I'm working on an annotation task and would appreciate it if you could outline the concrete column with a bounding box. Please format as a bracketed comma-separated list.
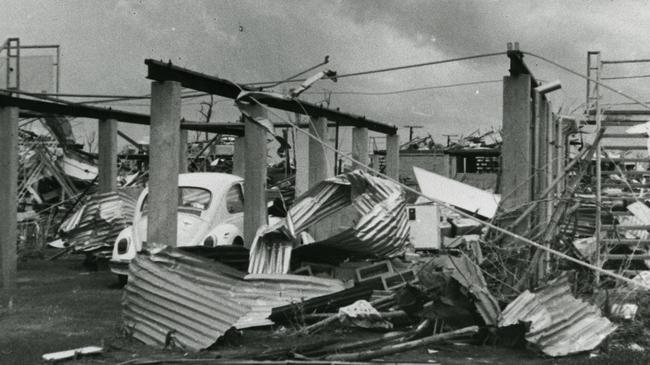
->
[533, 92, 547, 225]
[179, 128, 188, 173]
[308, 117, 330, 188]
[98, 118, 118, 193]
[385, 133, 400, 180]
[294, 130, 310, 196]
[0, 106, 18, 289]
[242, 105, 268, 247]
[148, 81, 181, 247]
[232, 136, 246, 177]
[501, 74, 532, 209]
[501, 74, 532, 237]
[351, 127, 369, 171]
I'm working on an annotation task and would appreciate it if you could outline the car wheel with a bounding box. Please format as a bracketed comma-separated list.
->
[117, 274, 128, 287]
[233, 237, 244, 246]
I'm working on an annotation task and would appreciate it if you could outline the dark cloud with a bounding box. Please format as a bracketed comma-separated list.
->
[3, 0, 650, 144]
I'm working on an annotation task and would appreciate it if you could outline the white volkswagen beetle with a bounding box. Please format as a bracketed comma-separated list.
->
[109, 172, 285, 281]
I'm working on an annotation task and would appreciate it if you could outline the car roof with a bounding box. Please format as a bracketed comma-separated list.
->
[178, 172, 243, 193]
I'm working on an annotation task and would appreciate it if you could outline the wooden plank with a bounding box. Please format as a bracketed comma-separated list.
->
[602, 133, 647, 138]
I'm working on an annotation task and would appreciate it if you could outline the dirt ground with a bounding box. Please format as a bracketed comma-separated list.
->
[2, 254, 650, 365]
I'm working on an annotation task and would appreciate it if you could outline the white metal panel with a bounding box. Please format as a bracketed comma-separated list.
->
[413, 166, 500, 218]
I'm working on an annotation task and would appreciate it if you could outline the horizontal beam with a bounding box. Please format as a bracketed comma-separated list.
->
[145, 59, 398, 135]
[2, 93, 151, 124]
[1, 94, 246, 135]
[587, 109, 650, 116]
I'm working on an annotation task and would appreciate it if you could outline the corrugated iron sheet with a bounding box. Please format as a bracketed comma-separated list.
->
[124, 245, 344, 351]
[60, 190, 138, 255]
[418, 254, 500, 326]
[498, 274, 617, 357]
[124, 249, 249, 351]
[249, 170, 409, 274]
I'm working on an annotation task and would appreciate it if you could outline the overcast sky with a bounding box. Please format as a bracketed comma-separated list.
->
[3, 0, 650, 145]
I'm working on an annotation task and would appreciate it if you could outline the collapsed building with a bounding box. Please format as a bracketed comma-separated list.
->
[4, 38, 650, 361]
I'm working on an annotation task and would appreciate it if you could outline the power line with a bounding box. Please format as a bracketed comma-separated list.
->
[308, 79, 502, 96]
[523, 51, 650, 111]
[243, 51, 507, 87]
[601, 74, 650, 81]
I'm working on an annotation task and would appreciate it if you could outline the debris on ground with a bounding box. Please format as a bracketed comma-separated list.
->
[498, 274, 617, 357]
[249, 170, 410, 274]
[41, 346, 103, 362]
[123, 244, 345, 351]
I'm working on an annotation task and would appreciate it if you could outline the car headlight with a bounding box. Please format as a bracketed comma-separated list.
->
[204, 236, 215, 247]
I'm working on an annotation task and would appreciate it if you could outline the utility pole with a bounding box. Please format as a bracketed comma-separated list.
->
[404, 125, 423, 142]
[443, 134, 459, 147]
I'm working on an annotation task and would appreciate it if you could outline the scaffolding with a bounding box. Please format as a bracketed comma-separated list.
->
[586, 51, 650, 284]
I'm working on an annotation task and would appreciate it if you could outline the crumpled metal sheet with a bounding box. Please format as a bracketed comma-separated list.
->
[124, 245, 344, 351]
[60, 190, 137, 254]
[419, 254, 500, 326]
[498, 274, 617, 357]
[249, 170, 409, 274]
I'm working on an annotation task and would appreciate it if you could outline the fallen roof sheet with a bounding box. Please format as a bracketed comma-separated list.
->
[418, 254, 500, 326]
[498, 274, 617, 357]
[249, 170, 409, 274]
[413, 166, 500, 218]
[124, 245, 344, 351]
[60, 190, 137, 255]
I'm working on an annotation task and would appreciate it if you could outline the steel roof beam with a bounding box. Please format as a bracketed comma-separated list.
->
[145, 59, 398, 135]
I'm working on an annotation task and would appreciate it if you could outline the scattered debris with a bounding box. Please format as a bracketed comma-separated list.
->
[58, 190, 137, 258]
[498, 275, 617, 357]
[123, 244, 344, 351]
[41, 346, 103, 362]
[249, 170, 409, 274]
[413, 166, 500, 218]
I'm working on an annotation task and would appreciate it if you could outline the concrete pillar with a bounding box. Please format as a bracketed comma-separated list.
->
[501, 75, 532, 205]
[179, 128, 188, 173]
[98, 118, 118, 193]
[308, 117, 330, 188]
[501, 74, 532, 233]
[295, 130, 310, 196]
[148, 81, 181, 247]
[232, 136, 246, 177]
[533, 92, 547, 225]
[385, 133, 400, 180]
[351, 127, 369, 171]
[242, 105, 268, 247]
[0, 106, 18, 289]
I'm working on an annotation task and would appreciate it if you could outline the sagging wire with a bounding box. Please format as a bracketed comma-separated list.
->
[523, 51, 650, 112]
[243, 51, 508, 86]
[306, 80, 502, 96]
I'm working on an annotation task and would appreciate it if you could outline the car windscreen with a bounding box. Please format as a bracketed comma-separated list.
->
[140, 187, 212, 215]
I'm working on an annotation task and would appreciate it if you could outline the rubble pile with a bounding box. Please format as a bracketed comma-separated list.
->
[118, 167, 630, 362]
